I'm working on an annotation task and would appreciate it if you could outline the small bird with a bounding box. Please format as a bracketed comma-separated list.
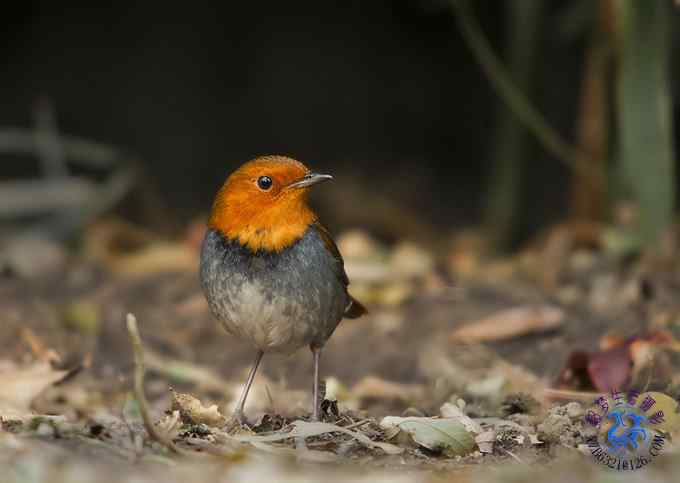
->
[200, 155, 366, 422]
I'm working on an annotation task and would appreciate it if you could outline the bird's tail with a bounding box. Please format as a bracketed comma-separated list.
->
[344, 296, 367, 319]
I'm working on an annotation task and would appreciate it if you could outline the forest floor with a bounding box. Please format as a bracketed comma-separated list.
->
[2, 218, 680, 482]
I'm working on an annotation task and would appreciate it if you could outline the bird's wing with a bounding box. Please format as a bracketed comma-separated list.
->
[312, 221, 367, 318]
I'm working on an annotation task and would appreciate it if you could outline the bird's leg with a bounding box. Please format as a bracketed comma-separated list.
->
[311, 345, 322, 421]
[233, 349, 264, 423]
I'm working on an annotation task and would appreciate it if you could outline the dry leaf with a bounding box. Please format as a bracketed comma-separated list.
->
[586, 346, 632, 392]
[226, 420, 403, 455]
[380, 416, 476, 457]
[250, 441, 339, 462]
[637, 391, 680, 435]
[170, 389, 226, 427]
[450, 305, 564, 343]
[556, 332, 677, 392]
[0, 361, 69, 418]
[156, 410, 183, 441]
[439, 402, 482, 434]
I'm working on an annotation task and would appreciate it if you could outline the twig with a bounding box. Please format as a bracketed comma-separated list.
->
[19, 327, 61, 364]
[543, 388, 599, 402]
[0, 178, 97, 216]
[0, 122, 137, 240]
[126, 313, 183, 455]
[44, 163, 136, 240]
[642, 353, 655, 393]
[342, 418, 372, 430]
[33, 97, 67, 178]
[450, 0, 604, 188]
[502, 447, 528, 465]
[0, 128, 126, 168]
[142, 347, 231, 397]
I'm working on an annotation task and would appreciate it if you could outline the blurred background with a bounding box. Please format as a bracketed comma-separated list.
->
[2, 1, 680, 477]
[6, 0, 678, 250]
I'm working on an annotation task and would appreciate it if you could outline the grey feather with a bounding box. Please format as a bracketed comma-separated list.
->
[200, 226, 350, 354]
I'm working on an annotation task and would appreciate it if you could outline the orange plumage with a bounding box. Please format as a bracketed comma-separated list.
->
[208, 156, 317, 252]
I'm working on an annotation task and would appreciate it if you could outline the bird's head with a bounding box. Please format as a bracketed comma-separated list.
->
[208, 155, 333, 252]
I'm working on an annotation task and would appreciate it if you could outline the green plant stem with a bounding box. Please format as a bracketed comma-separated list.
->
[616, 0, 675, 245]
[451, 0, 603, 187]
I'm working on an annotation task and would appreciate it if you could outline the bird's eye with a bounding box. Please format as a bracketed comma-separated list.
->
[257, 176, 273, 191]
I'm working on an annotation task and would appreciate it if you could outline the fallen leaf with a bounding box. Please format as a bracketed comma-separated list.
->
[586, 346, 632, 392]
[556, 332, 677, 392]
[380, 416, 476, 457]
[156, 410, 183, 441]
[250, 441, 339, 462]
[637, 391, 680, 435]
[450, 305, 564, 343]
[0, 361, 69, 418]
[170, 389, 226, 427]
[226, 420, 403, 455]
[439, 402, 482, 434]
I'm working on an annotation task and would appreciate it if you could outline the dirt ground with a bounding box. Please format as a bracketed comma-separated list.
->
[2, 219, 680, 482]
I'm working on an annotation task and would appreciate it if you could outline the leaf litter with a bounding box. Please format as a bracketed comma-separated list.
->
[3, 221, 680, 481]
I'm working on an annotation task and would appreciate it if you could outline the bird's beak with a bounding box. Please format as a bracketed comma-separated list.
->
[286, 172, 333, 189]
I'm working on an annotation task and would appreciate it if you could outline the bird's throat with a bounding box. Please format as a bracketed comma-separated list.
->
[208, 197, 317, 252]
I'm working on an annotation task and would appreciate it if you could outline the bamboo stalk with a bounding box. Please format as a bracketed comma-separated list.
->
[615, 0, 675, 245]
[482, 0, 544, 251]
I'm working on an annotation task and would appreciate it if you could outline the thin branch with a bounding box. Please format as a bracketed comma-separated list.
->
[0, 178, 97, 216]
[44, 164, 136, 240]
[126, 313, 184, 455]
[0, 125, 137, 240]
[342, 418, 371, 430]
[502, 447, 529, 465]
[33, 97, 67, 178]
[451, 0, 604, 187]
[543, 388, 599, 402]
[0, 128, 128, 169]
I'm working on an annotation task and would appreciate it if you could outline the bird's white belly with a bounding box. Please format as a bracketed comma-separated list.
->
[217, 275, 322, 353]
[200, 227, 348, 355]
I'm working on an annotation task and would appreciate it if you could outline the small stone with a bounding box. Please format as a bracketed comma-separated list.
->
[565, 402, 584, 419]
